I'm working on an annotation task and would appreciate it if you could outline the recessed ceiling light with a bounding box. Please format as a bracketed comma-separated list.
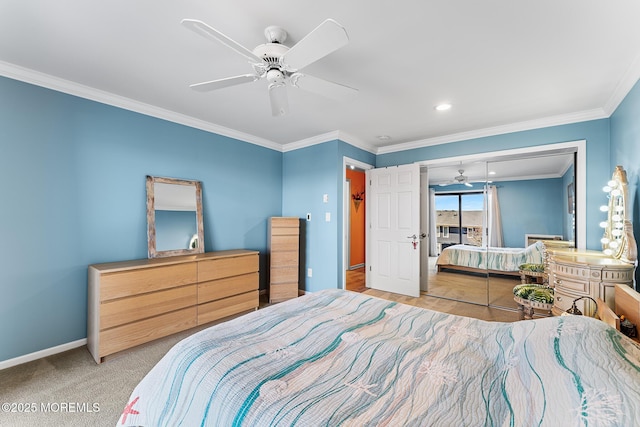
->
[488, 171, 496, 175]
[377, 135, 392, 141]
[435, 103, 452, 111]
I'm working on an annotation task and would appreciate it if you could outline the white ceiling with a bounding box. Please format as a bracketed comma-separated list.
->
[1, 1, 639, 155]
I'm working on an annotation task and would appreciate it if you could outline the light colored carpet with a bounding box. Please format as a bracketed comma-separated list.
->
[0, 323, 214, 427]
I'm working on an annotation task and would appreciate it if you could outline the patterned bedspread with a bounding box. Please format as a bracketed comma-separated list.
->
[437, 241, 545, 272]
[119, 289, 640, 426]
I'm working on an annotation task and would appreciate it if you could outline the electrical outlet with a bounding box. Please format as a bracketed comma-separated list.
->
[325, 212, 331, 222]
[307, 268, 313, 277]
[323, 194, 329, 203]
[306, 213, 311, 221]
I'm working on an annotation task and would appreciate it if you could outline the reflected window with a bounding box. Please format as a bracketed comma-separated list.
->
[435, 192, 484, 252]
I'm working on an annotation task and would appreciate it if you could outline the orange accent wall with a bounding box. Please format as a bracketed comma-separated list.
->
[346, 169, 366, 267]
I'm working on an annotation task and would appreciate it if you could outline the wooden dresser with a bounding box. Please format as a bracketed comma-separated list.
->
[547, 249, 635, 316]
[88, 250, 258, 363]
[268, 217, 300, 303]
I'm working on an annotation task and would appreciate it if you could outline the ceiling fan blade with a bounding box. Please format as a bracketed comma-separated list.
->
[290, 73, 358, 101]
[190, 74, 258, 92]
[281, 19, 349, 71]
[181, 19, 263, 64]
[268, 83, 289, 116]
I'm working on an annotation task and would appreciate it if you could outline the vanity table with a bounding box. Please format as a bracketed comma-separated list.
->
[548, 249, 634, 316]
[549, 166, 637, 317]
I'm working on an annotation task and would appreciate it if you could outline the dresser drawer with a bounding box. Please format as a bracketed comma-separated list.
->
[198, 254, 258, 282]
[99, 306, 197, 358]
[270, 234, 299, 251]
[270, 266, 299, 284]
[197, 290, 259, 324]
[552, 263, 591, 282]
[270, 251, 299, 268]
[270, 283, 299, 303]
[554, 289, 596, 316]
[100, 263, 197, 301]
[270, 217, 300, 229]
[101, 284, 197, 330]
[198, 272, 258, 304]
[552, 275, 589, 294]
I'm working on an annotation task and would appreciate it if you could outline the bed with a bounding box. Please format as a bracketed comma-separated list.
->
[118, 288, 640, 426]
[436, 241, 545, 276]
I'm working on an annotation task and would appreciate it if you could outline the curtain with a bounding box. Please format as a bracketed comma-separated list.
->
[483, 185, 504, 247]
[429, 188, 438, 256]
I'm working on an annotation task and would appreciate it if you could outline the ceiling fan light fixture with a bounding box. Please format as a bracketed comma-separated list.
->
[435, 103, 452, 111]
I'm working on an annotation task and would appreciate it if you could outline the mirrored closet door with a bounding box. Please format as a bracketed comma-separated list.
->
[422, 148, 578, 310]
[422, 161, 489, 305]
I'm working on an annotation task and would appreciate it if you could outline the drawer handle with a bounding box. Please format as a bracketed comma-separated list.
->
[555, 280, 562, 285]
[556, 296, 562, 302]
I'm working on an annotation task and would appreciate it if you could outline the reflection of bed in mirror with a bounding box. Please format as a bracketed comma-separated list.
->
[436, 241, 545, 276]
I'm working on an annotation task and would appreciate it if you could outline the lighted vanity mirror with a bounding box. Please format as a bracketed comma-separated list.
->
[600, 166, 637, 263]
[146, 175, 205, 258]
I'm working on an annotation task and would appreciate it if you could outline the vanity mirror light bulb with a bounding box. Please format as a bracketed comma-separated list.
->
[603, 249, 613, 256]
[601, 237, 610, 244]
[609, 241, 620, 249]
[599, 205, 609, 212]
[611, 189, 622, 197]
[615, 205, 624, 212]
[599, 221, 608, 228]
[607, 180, 618, 188]
[612, 214, 622, 222]
[615, 222, 624, 229]
[603, 186, 612, 192]
[612, 229, 623, 237]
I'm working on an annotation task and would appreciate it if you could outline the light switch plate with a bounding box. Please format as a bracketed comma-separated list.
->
[325, 212, 331, 222]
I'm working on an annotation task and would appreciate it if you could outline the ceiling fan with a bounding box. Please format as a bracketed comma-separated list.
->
[440, 169, 473, 187]
[181, 18, 358, 116]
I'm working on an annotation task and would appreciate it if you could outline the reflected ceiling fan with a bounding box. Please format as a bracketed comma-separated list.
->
[181, 18, 358, 116]
[440, 169, 473, 187]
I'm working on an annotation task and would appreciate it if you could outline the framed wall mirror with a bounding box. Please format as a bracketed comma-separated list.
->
[146, 175, 205, 258]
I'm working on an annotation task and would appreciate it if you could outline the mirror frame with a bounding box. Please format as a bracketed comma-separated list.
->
[146, 175, 204, 258]
[601, 166, 637, 263]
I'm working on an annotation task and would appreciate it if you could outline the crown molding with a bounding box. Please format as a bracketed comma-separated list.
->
[282, 130, 377, 154]
[0, 61, 282, 152]
[603, 52, 640, 115]
[377, 109, 607, 155]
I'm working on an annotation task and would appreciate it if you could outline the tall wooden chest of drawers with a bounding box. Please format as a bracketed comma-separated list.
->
[88, 250, 258, 363]
[268, 217, 300, 303]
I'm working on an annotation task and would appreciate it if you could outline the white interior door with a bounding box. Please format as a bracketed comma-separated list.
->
[366, 164, 420, 297]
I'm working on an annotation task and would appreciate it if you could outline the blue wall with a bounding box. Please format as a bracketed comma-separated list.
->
[610, 78, 640, 285]
[377, 120, 611, 250]
[282, 140, 374, 292]
[0, 76, 282, 362]
[497, 179, 564, 247]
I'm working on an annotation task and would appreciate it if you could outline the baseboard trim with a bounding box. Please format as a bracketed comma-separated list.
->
[0, 339, 87, 371]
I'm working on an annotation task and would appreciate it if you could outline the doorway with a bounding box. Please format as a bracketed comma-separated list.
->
[342, 157, 373, 292]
